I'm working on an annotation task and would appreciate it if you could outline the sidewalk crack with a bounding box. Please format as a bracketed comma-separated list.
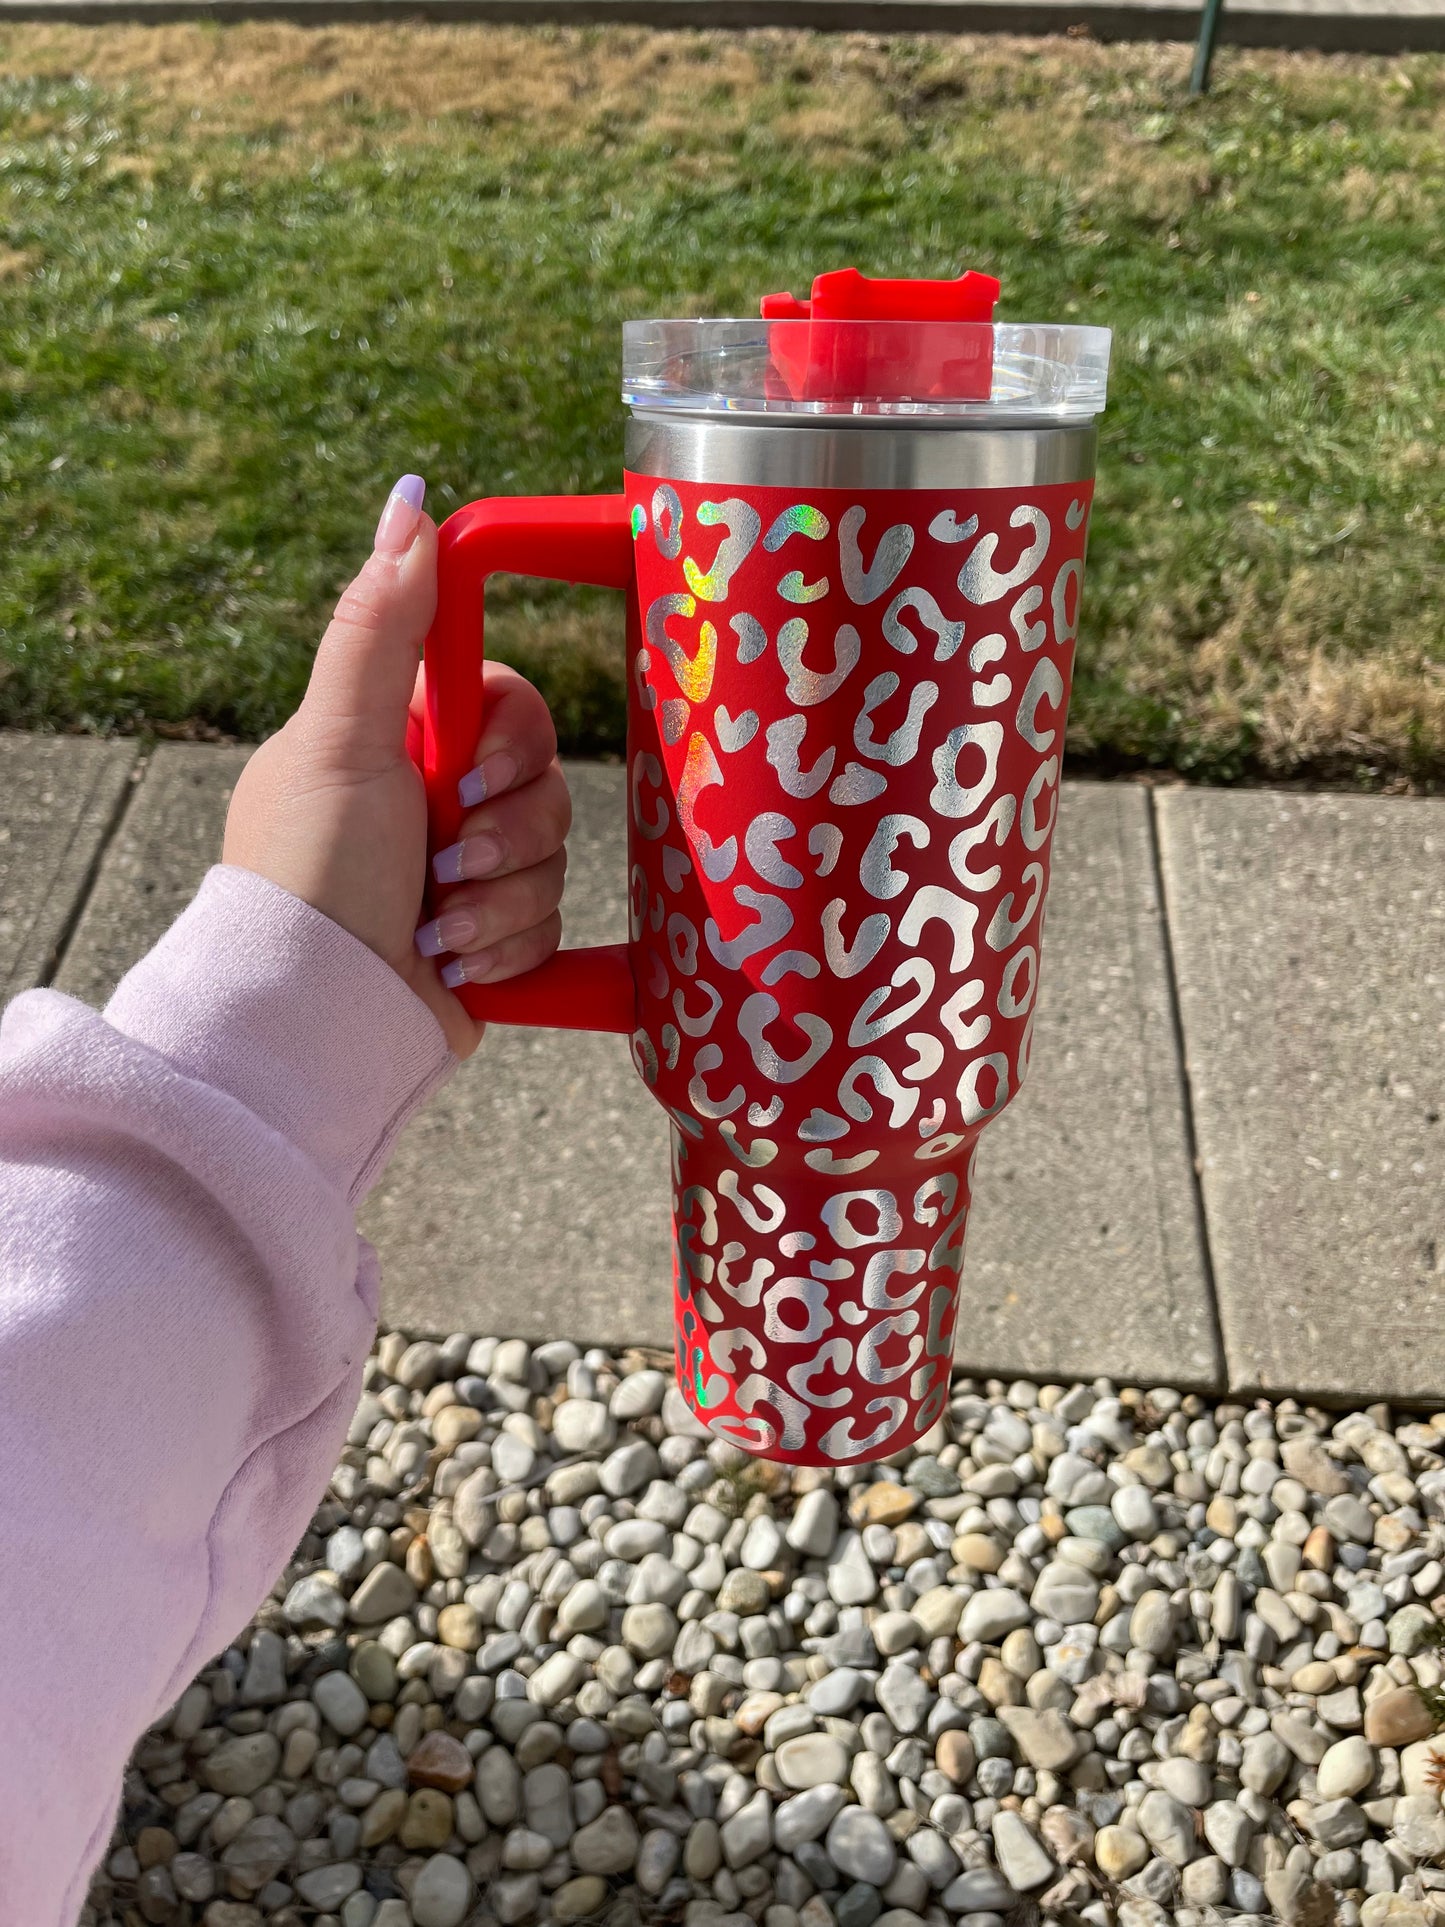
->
[1145, 787, 1227, 1391]
[38, 745, 147, 989]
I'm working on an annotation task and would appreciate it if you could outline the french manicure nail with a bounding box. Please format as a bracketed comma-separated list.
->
[415, 909, 478, 958]
[442, 950, 497, 989]
[459, 750, 519, 808]
[374, 473, 426, 554]
[432, 834, 504, 884]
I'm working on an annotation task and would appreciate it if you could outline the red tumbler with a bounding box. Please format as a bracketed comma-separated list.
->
[420, 269, 1111, 1464]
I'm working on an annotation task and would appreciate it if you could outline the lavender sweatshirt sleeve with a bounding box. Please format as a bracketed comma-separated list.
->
[0, 865, 454, 1926]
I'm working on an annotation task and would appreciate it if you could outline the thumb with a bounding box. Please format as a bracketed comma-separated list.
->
[303, 475, 439, 758]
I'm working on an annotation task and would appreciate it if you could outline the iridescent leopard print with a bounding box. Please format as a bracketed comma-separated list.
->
[623, 474, 1093, 1463]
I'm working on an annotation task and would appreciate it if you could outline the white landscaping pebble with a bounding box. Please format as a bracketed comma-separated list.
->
[348, 1562, 416, 1624]
[1203, 1799, 1255, 1866]
[1309, 1796, 1367, 1849]
[826, 1531, 878, 1606]
[1030, 1563, 1100, 1624]
[1182, 1855, 1230, 1906]
[528, 1652, 586, 1707]
[493, 1871, 543, 1922]
[1096, 1824, 1150, 1881]
[395, 1340, 442, 1389]
[942, 1867, 1019, 1912]
[410, 1852, 472, 1927]
[998, 1705, 1078, 1772]
[774, 1785, 848, 1851]
[493, 1338, 530, 1382]
[721, 1788, 772, 1868]
[502, 1829, 554, 1871]
[572, 1806, 640, 1874]
[621, 1602, 678, 1658]
[611, 1369, 668, 1420]
[557, 1579, 609, 1633]
[1399, 1736, 1445, 1796]
[295, 1864, 363, 1909]
[872, 1609, 922, 1655]
[787, 1488, 839, 1558]
[741, 1514, 784, 1570]
[991, 1811, 1055, 1891]
[474, 1746, 521, 1826]
[809, 1667, 865, 1716]
[313, 1670, 370, 1737]
[524, 1762, 573, 1845]
[1391, 1794, 1445, 1860]
[492, 1433, 537, 1483]
[960, 1588, 1031, 1645]
[776, 1734, 849, 1789]
[1240, 1730, 1292, 1794]
[1139, 1789, 1197, 1865]
[912, 1586, 963, 1638]
[240, 1627, 287, 1703]
[1129, 1589, 1176, 1655]
[1112, 1485, 1160, 1538]
[552, 1399, 616, 1454]
[202, 1733, 280, 1796]
[604, 1439, 660, 1498]
[284, 1572, 347, 1629]
[92, 1327, 1445, 1927]
[1317, 1736, 1376, 1801]
[637, 1827, 681, 1894]
[1156, 1756, 1212, 1806]
[827, 1805, 898, 1885]
[876, 1661, 933, 1734]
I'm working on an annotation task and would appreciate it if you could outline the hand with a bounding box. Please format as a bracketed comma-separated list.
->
[223, 476, 571, 1059]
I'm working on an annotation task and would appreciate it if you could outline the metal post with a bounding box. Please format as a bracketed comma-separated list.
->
[1190, 0, 1225, 92]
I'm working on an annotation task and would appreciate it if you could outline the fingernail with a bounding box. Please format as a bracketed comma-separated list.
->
[442, 950, 497, 989]
[415, 909, 479, 958]
[459, 750, 519, 808]
[432, 834, 504, 884]
[374, 473, 426, 555]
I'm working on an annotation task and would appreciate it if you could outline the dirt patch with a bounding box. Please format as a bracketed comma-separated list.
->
[0, 23, 1434, 144]
[3, 23, 1439, 214]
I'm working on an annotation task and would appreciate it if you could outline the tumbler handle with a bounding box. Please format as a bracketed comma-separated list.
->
[419, 494, 636, 1034]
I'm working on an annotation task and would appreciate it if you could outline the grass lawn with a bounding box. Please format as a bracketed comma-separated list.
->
[0, 25, 1442, 782]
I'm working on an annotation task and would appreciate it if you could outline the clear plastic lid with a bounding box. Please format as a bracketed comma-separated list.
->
[620, 270, 1109, 424]
[622, 319, 1111, 422]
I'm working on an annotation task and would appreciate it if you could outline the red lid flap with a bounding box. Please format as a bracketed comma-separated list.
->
[759, 266, 1000, 405]
[764, 266, 1000, 323]
[759, 291, 812, 321]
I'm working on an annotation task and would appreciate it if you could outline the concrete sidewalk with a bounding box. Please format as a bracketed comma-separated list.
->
[6, 731, 1444, 1404]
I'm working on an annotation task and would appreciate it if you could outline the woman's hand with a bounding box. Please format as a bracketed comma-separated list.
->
[223, 476, 570, 1058]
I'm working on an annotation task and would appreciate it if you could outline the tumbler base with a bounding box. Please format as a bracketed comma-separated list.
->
[666, 1126, 979, 1466]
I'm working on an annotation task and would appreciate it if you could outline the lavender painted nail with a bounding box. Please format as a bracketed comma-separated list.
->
[458, 750, 519, 809]
[374, 473, 427, 554]
[432, 835, 503, 885]
[415, 909, 477, 958]
[442, 952, 495, 989]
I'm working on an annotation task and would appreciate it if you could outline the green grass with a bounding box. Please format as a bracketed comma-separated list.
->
[0, 25, 1442, 780]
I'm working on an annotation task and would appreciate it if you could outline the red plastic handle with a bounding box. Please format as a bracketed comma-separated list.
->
[420, 495, 637, 1034]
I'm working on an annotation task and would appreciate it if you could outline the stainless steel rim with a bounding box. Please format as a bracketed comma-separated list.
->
[625, 412, 1098, 490]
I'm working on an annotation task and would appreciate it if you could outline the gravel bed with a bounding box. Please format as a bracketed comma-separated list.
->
[87, 1332, 1445, 1927]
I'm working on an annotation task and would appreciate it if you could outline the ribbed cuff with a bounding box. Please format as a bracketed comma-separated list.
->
[105, 866, 455, 1202]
